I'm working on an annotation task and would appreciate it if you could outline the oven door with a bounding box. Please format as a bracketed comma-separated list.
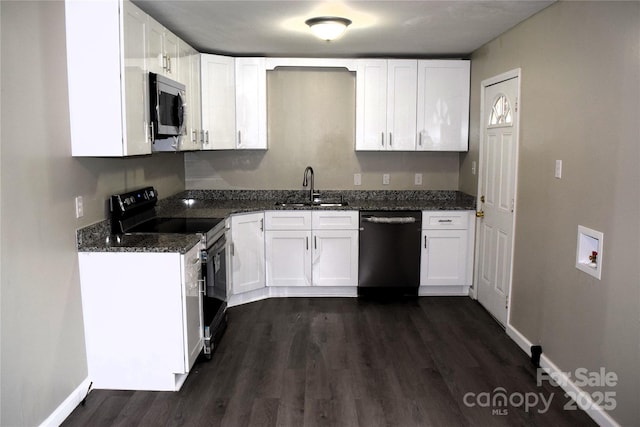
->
[206, 235, 227, 301]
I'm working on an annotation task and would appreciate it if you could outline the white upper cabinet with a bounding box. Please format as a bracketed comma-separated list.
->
[416, 60, 470, 151]
[66, 0, 151, 157]
[200, 54, 237, 150]
[235, 57, 267, 149]
[356, 59, 469, 152]
[147, 17, 180, 79]
[356, 59, 417, 151]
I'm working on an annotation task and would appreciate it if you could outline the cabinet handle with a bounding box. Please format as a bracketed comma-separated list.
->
[418, 132, 422, 147]
[149, 122, 154, 143]
[381, 132, 384, 147]
[167, 56, 172, 73]
[424, 236, 428, 251]
[306, 236, 309, 251]
[230, 242, 235, 256]
[314, 235, 317, 250]
[162, 54, 167, 71]
[389, 133, 393, 147]
[192, 129, 197, 143]
[438, 219, 453, 223]
[238, 130, 242, 147]
[260, 218, 264, 232]
[205, 130, 209, 144]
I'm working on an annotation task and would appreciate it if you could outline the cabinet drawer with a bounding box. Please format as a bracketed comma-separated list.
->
[312, 211, 358, 230]
[422, 211, 470, 230]
[265, 210, 311, 230]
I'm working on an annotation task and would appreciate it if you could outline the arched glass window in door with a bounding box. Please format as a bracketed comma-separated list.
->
[488, 94, 513, 126]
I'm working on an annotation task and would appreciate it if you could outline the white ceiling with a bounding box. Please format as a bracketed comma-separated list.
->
[132, 0, 554, 58]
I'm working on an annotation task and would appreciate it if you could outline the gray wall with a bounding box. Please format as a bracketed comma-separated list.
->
[460, 2, 639, 425]
[0, 2, 185, 425]
[186, 68, 461, 190]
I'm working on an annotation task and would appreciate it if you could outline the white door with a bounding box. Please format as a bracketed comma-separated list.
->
[475, 74, 519, 326]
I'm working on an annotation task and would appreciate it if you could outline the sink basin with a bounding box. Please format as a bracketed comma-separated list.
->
[274, 201, 349, 208]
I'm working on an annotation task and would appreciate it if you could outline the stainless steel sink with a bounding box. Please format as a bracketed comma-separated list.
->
[274, 201, 349, 208]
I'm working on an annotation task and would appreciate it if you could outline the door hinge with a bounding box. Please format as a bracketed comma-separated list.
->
[505, 295, 509, 310]
[230, 242, 235, 256]
[515, 98, 518, 113]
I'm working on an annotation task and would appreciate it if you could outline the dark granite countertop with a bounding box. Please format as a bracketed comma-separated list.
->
[78, 190, 475, 253]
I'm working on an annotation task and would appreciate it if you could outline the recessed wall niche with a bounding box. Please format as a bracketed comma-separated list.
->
[576, 225, 603, 280]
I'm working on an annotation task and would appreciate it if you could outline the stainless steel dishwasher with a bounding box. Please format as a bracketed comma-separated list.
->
[358, 211, 422, 297]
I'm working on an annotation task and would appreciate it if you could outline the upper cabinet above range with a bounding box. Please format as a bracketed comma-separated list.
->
[355, 59, 470, 152]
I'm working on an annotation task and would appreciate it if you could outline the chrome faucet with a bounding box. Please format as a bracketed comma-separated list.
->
[302, 166, 320, 203]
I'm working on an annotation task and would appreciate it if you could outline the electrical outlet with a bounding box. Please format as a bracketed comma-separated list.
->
[383, 174, 390, 185]
[414, 173, 423, 186]
[354, 173, 362, 186]
[472, 161, 477, 175]
[75, 196, 84, 218]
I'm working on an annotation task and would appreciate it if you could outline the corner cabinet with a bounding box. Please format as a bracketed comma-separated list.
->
[230, 212, 266, 294]
[66, 0, 151, 156]
[199, 55, 267, 150]
[78, 244, 203, 391]
[420, 211, 475, 295]
[200, 54, 237, 150]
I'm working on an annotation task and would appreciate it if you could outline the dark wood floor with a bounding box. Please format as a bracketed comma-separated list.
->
[63, 297, 596, 427]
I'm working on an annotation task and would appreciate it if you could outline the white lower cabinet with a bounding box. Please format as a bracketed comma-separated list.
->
[230, 212, 265, 294]
[77, 244, 203, 391]
[420, 211, 474, 295]
[265, 210, 358, 288]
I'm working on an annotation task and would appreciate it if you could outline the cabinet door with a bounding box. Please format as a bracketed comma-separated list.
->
[163, 30, 180, 79]
[175, 42, 200, 151]
[181, 245, 203, 371]
[235, 57, 267, 149]
[265, 230, 312, 287]
[312, 230, 358, 286]
[387, 60, 417, 151]
[416, 60, 470, 151]
[420, 229, 468, 286]
[355, 59, 387, 150]
[230, 212, 265, 294]
[122, 0, 151, 156]
[146, 18, 165, 75]
[188, 51, 202, 150]
[201, 54, 237, 150]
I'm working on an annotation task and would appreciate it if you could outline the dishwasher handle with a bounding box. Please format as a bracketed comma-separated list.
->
[361, 216, 417, 224]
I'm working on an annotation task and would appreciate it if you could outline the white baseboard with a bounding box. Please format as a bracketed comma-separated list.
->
[506, 324, 619, 427]
[39, 377, 91, 427]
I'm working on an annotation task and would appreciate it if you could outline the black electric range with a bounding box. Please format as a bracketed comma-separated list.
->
[110, 187, 227, 359]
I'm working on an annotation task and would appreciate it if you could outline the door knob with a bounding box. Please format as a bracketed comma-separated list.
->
[476, 211, 485, 218]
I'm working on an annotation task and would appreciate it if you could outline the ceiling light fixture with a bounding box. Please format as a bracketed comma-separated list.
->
[305, 16, 352, 41]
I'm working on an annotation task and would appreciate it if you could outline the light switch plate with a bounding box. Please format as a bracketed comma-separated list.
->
[382, 174, 390, 185]
[75, 196, 84, 218]
[414, 173, 423, 185]
[354, 173, 362, 186]
[555, 160, 562, 179]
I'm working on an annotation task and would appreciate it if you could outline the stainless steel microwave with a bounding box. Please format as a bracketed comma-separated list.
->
[149, 72, 186, 141]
